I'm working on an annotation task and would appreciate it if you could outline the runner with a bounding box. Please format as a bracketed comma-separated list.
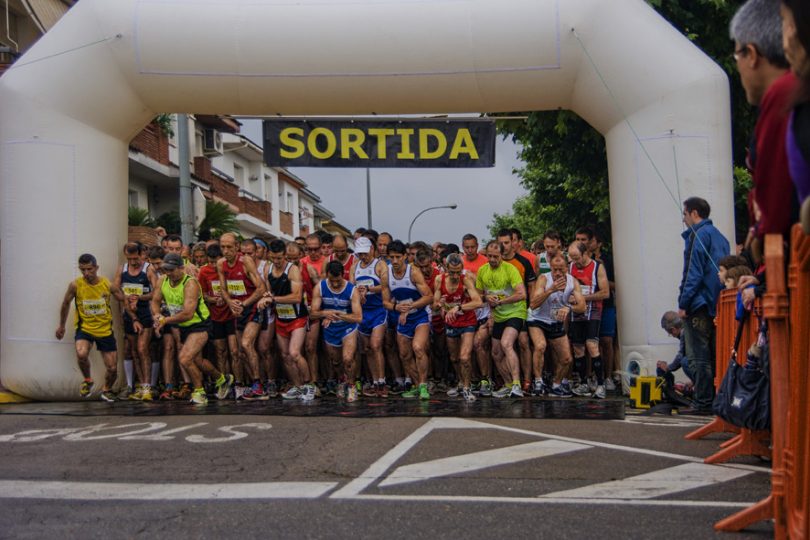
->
[414, 248, 447, 389]
[217, 232, 267, 400]
[56, 254, 135, 401]
[382, 240, 433, 400]
[350, 236, 390, 397]
[537, 230, 563, 275]
[329, 234, 356, 280]
[568, 241, 610, 398]
[197, 243, 239, 396]
[253, 239, 278, 397]
[151, 253, 234, 405]
[461, 233, 492, 396]
[164, 234, 198, 277]
[591, 228, 619, 391]
[475, 240, 527, 398]
[498, 228, 537, 393]
[113, 242, 158, 401]
[258, 240, 315, 401]
[301, 233, 327, 389]
[376, 232, 392, 260]
[436, 254, 483, 401]
[527, 254, 585, 397]
[311, 261, 363, 401]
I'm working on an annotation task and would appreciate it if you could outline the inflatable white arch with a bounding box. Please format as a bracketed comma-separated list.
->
[0, 0, 733, 400]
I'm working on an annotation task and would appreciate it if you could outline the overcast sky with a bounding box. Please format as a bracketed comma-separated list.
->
[239, 119, 527, 245]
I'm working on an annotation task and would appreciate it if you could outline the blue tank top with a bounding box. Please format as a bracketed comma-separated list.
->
[354, 258, 382, 310]
[121, 262, 152, 320]
[388, 264, 428, 323]
[320, 279, 355, 332]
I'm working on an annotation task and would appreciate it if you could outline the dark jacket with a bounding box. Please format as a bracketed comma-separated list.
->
[678, 219, 729, 317]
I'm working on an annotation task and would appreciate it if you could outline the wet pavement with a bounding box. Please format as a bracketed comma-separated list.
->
[0, 395, 625, 419]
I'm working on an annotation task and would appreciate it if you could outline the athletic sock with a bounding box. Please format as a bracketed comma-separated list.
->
[591, 355, 604, 385]
[573, 356, 587, 383]
[395, 377, 405, 385]
[151, 362, 159, 387]
[124, 359, 134, 388]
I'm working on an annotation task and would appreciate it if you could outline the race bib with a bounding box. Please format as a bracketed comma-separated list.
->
[276, 303, 297, 320]
[581, 285, 592, 296]
[122, 284, 144, 297]
[356, 278, 374, 288]
[167, 303, 183, 316]
[211, 280, 222, 295]
[82, 299, 107, 316]
[227, 280, 247, 296]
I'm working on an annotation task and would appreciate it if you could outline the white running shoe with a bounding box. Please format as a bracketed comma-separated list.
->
[594, 385, 606, 399]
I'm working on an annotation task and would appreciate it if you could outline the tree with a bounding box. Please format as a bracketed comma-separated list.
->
[156, 210, 181, 235]
[493, 0, 756, 244]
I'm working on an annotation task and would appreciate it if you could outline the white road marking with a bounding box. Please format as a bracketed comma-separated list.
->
[539, 462, 752, 500]
[185, 423, 273, 443]
[0, 480, 337, 500]
[331, 417, 767, 508]
[0, 422, 273, 443]
[379, 440, 589, 487]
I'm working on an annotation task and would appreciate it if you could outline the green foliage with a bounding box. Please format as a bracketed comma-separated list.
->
[154, 114, 175, 138]
[493, 0, 757, 241]
[127, 206, 156, 227]
[156, 210, 181, 235]
[196, 200, 239, 241]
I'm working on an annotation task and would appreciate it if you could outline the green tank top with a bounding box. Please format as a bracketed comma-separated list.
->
[160, 274, 209, 327]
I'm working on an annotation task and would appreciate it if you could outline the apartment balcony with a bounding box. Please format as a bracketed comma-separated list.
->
[130, 121, 170, 166]
[280, 211, 294, 237]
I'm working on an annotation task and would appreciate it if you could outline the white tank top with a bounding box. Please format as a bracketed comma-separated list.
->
[527, 273, 574, 324]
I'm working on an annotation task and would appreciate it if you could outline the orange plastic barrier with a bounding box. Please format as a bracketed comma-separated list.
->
[715, 228, 810, 538]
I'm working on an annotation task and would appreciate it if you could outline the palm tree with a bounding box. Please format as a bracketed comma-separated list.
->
[128, 206, 156, 227]
[197, 200, 239, 241]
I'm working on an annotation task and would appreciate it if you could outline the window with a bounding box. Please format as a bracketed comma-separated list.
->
[233, 163, 245, 186]
[287, 192, 293, 213]
[128, 190, 139, 208]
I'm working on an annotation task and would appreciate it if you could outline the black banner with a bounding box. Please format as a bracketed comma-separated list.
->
[263, 118, 495, 168]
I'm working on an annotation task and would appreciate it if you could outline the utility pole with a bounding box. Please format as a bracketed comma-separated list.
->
[366, 167, 372, 229]
[177, 113, 194, 245]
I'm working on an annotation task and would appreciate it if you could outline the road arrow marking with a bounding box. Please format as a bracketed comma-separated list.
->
[379, 440, 589, 487]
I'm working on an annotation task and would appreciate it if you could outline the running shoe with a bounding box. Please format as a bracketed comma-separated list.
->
[362, 383, 378, 398]
[79, 379, 94, 398]
[190, 388, 208, 405]
[234, 385, 247, 401]
[572, 383, 592, 397]
[159, 387, 175, 401]
[401, 386, 419, 399]
[492, 385, 511, 399]
[325, 379, 338, 396]
[100, 390, 116, 402]
[461, 387, 477, 402]
[346, 384, 359, 403]
[215, 374, 235, 400]
[522, 380, 531, 393]
[118, 386, 133, 400]
[436, 381, 448, 393]
[174, 383, 192, 400]
[479, 379, 492, 397]
[300, 384, 316, 402]
[419, 383, 430, 401]
[141, 387, 154, 402]
[587, 375, 598, 393]
[594, 385, 606, 399]
[446, 386, 460, 398]
[265, 380, 279, 398]
[604, 377, 616, 392]
[510, 383, 524, 398]
[427, 380, 437, 394]
[376, 384, 388, 398]
[550, 383, 573, 398]
[128, 386, 144, 401]
[389, 382, 406, 395]
[243, 381, 269, 401]
[313, 384, 322, 398]
[282, 386, 302, 400]
[532, 379, 548, 396]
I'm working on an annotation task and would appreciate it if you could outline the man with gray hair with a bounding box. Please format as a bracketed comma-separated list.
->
[731, 0, 798, 240]
[657, 311, 694, 384]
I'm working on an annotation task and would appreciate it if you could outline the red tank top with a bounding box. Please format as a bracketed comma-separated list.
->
[569, 259, 602, 321]
[300, 256, 326, 305]
[329, 253, 355, 281]
[222, 254, 256, 301]
[440, 273, 477, 328]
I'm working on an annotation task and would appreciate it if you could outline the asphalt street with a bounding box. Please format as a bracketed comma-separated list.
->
[0, 403, 774, 539]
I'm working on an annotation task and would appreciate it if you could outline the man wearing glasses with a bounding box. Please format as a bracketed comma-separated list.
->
[301, 233, 327, 387]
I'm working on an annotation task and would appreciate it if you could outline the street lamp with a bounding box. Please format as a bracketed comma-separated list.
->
[408, 204, 458, 243]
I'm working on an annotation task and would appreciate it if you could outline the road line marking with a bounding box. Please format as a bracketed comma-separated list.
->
[539, 462, 752, 500]
[346, 494, 754, 508]
[379, 440, 589, 487]
[0, 480, 337, 500]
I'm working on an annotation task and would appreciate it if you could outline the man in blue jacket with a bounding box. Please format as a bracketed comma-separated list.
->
[678, 197, 730, 415]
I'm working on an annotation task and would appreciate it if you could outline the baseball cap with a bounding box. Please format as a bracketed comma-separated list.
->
[161, 252, 183, 271]
[355, 237, 372, 254]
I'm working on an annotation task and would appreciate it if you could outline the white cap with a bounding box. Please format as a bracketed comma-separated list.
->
[355, 237, 372, 253]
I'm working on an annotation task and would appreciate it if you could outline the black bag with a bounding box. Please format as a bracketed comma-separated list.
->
[712, 316, 771, 431]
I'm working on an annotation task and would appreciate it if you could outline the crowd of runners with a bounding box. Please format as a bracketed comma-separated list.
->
[56, 226, 618, 405]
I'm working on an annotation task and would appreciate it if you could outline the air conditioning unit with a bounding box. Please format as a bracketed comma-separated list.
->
[202, 128, 223, 156]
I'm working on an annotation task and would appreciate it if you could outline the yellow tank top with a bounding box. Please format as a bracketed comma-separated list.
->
[74, 276, 113, 337]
